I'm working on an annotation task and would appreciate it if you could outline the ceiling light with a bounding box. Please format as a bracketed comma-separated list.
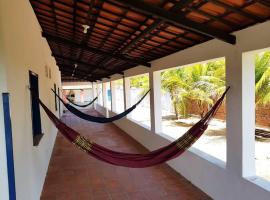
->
[82, 24, 90, 34]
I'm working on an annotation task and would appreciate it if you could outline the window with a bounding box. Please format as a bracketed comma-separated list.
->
[29, 71, 43, 146]
[129, 74, 151, 128]
[113, 79, 124, 113]
[255, 50, 270, 181]
[160, 59, 227, 161]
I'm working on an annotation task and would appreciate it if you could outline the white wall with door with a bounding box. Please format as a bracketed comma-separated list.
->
[0, 0, 62, 199]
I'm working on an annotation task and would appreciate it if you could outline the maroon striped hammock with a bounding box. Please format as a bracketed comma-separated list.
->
[39, 88, 229, 168]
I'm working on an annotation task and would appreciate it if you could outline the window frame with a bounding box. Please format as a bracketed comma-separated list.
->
[29, 71, 43, 146]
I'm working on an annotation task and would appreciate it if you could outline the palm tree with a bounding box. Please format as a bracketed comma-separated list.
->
[162, 59, 226, 118]
[130, 75, 149, 94]
[161, 52, 270, 119]
[255, 51, 270, 105]
[161, 70, 190, 118]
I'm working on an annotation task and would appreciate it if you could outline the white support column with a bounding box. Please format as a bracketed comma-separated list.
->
[92, 82, 97, 109]
[110, 80, 116, 112]
[226, 51, 243, 176]
[102, 82, 109, 117]
[102, 82, 106, 107]
[123, 77, 131, 110]
[226, 50, 255, 177]
[91, 82, 94, 99]
[97, 82, 103, 105]
[149, 71, 162, 133]
[242, 52, 256, 177]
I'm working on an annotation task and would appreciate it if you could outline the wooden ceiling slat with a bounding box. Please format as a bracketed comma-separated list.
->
[187, 6, 237, 29]
[35, 0, 190, 52]
[49, 0, 63, 58]
[90, 9, 131, 73]
[42, 32, 151, 67]
[29, 0, 270, 81]
[82, 0, 108, 68]
[256, 0, 270, 8]
[118, 0, 194, 54]
[54, 54, 124, 75]
[35, 0, 146, 32]
[208, 0, 264, 22]
[96, 0, 191, 72]
[114, 0, 236, 44]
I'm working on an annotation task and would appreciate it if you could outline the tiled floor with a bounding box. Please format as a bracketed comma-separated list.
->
[41, 109, 212, 200]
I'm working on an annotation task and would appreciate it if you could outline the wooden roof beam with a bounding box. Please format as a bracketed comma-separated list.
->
[59, 65, 90, 76]
[59, 64, 108, 81]
[59, 65, 97, 81]
[255, 0, 270, 8]
[209, 0, 264, 22]
[53, 54, 124, 75]
[60, 69, 94, 82]
[114, 0, 236, 44]
[99, 0, 194, 68]
[42, 32, 151, 67]
[120, 0, 194, 53]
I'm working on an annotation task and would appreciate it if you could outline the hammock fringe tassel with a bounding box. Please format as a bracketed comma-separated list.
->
[38, 87, 229, 168]
[52, 89, 150, 123]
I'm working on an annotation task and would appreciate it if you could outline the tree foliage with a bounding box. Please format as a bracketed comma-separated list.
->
[128, 51, 270, 119]
[161, 59, 226, 118]
[130, 75, 149, 94]
[255, 51, 270, 105]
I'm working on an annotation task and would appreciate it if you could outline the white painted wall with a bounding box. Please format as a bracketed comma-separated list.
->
[97, 20, 270, 200]
[0, 0, 62, 199]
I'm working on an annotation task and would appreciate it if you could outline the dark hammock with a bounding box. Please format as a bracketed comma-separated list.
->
[66, 95, 98, 108]
[52, 89, 150, 123]
[38, 87, 229, 168]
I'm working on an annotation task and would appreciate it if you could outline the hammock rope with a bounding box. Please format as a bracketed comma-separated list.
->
[52, 89, 150, 123]
[37, 87, 229, 168]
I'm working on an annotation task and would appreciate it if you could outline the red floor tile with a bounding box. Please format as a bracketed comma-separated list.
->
[41, 109, 212, 200]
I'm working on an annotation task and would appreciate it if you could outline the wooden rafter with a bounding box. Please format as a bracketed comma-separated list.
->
[114, 0, 236, 44]
[54, 54, 124, 75]
[29, 0, 270, 81]
[42, 32, 151, 67]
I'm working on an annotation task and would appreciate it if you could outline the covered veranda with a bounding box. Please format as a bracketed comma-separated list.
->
[1, 0, 270, 200]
